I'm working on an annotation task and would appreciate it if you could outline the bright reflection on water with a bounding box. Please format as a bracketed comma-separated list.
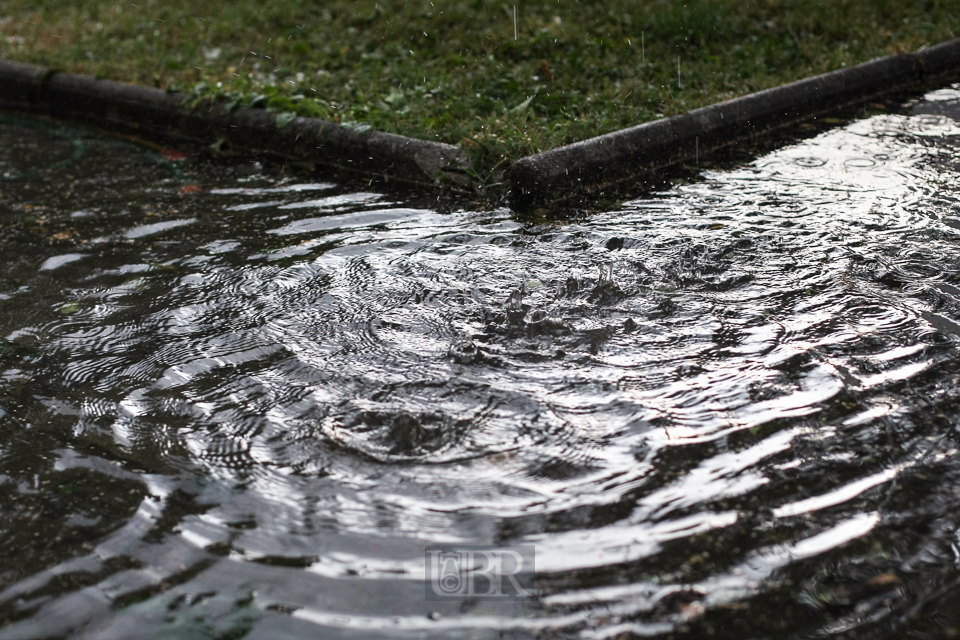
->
[3, 89, 960, 639]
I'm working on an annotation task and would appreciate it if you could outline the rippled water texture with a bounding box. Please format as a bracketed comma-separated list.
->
[4, 90, 960, 639]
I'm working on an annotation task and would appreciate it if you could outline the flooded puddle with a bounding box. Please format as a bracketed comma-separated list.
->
[3, 89, 960, 639]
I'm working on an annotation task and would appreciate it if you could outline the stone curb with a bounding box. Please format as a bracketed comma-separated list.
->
[0, 59, 472, 189]
[508, 38, 960, 212]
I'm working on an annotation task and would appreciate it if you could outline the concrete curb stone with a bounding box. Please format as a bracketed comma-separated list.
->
[508, 38, 960, 212]
[0, 59, 472, 189]
[7, 38, 960, 212]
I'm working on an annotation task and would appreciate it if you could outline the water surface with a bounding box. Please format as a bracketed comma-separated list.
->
[2, 93, 960, 639]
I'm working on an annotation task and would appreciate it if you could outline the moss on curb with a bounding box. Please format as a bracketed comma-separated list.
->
[2, 0, 959, 178]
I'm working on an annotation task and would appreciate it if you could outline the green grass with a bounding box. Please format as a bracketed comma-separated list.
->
[2, 0, 959, 177]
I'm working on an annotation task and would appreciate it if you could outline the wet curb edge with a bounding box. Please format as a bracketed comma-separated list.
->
[508, 38, 960, 211]
[5, 41, 960, 211]
[0, 59, 472, 190]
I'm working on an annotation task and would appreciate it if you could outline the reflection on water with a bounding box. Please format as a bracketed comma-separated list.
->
[2, 89, 960, 639]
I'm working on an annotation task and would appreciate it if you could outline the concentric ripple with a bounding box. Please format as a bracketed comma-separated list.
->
[3, 91, 960, 639]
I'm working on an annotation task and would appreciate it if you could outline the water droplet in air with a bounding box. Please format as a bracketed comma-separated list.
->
[506, 288, 523, 311]
[599, 263, 614, 284]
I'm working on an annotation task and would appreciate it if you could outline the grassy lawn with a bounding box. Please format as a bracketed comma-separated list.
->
[2, 0, 959, 176]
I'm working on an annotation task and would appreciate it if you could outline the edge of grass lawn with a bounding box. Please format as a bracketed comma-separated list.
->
[4, 1, 960, 180]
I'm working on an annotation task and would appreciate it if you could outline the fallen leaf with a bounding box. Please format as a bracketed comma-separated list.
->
[868, 572, 901, 587]
[161, 148, 188, 161]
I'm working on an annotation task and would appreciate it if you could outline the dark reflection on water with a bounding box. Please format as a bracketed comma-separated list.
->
[3, 89, 960, 639]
